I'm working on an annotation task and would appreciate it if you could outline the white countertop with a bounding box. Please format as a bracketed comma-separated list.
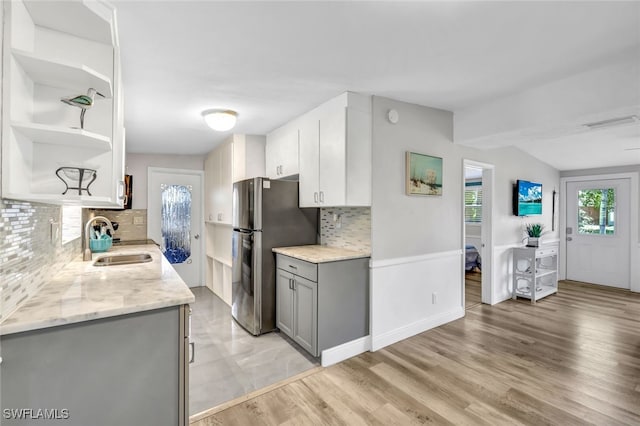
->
[0, 244, 195, 336]
[273, 245, 370, 263]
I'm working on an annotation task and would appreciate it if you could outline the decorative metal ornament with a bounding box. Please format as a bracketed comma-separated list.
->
[60, 88, 105, 129]
[55, 167, 97, 195]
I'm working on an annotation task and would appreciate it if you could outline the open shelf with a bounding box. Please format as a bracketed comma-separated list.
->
[12, 122, 111, 151]
[213, 256, 232, 268]
[13, 49, 113, 98]
[513, 284, 557, 301]
[24, 0, 116, 45]
[512, 246, 559, 304]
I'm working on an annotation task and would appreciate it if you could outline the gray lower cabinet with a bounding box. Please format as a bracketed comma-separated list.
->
[1, 305, 189, 426]
[276, 254, 368, 357]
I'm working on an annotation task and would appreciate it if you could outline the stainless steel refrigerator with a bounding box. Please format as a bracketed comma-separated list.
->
[231, 178, 318, 336]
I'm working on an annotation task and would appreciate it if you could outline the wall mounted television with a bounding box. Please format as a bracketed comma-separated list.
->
[513, 180, 542, 216]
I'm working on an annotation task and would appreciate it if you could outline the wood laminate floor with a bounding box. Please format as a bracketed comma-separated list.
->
[192, 280, 640, 425]
[189, 287, 319, 417]
[465, 270, 482, 309]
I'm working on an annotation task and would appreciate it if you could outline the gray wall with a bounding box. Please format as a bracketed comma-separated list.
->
[369, 96, 561, 350]
[371, 95, 561, 261]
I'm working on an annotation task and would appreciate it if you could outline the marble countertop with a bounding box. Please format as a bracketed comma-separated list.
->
[0, 244, 195, 336]
[272, 245, 370, 263]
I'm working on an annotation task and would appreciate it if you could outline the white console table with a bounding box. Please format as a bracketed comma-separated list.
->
[512, 245, 558, 304]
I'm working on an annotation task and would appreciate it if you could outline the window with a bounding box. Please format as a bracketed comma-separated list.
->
[465, 182, 482, 223]
[578, 188, 615, 235]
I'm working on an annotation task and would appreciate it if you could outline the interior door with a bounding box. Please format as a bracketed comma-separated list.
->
[148, 168, 203, 287]
[566, 178, 630, 288]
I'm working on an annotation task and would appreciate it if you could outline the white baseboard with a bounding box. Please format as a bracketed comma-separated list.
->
[320, 335, 372, 367]
[371, 307, 464, 351]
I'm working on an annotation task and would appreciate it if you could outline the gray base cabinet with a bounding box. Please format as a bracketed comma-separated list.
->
[1, 305, 189, 426]
[276, 254, 368, 357]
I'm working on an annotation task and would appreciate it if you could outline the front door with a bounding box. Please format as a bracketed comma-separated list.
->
[148, 168, 203, 287]
[566, 178, 630, 288]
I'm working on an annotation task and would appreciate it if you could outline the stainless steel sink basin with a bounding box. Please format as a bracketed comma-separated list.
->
[93, 253, 152, 267]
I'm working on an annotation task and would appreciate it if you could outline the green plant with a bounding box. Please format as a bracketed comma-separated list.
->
[525, 223, 544, 238]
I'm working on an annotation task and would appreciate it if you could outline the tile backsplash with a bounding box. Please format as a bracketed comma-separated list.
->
[84, 209, 148, 242]
[320, 207, 371, 253]
[0, 200, 81, 321]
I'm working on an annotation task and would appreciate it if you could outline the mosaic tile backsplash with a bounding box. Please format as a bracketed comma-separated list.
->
[0, 200, 81, 321]
[84, 209, 148, 242]
[320, 207, 371, 253]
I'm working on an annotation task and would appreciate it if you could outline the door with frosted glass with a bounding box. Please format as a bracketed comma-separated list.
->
[566, 178, 630, 288]
[148, 168, 203, 287]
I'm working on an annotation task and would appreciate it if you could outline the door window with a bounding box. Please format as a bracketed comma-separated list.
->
[577, 188, 615, 235]
[161, 184, 192, 263]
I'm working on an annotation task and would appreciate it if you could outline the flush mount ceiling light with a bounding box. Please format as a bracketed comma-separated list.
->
[201, 109, 238, 131]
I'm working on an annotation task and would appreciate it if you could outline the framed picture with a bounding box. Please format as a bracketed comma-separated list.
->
[405, 151, 443, 196]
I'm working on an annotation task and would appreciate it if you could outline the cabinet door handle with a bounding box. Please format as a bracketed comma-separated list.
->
[189, 341, 195, 364]
[117, 180, 125, 200]
[319, 191, 324, 203]
[314, 192, 318, 203]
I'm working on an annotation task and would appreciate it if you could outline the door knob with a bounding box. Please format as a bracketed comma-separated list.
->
[194, 234, 200, 239]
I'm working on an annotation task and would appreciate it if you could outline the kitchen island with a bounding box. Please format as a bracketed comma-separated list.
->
[0, 243, 194, 426]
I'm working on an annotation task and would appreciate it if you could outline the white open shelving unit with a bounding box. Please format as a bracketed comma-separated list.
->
[512, 245, 559, 303]
[1, 0, 125, 207]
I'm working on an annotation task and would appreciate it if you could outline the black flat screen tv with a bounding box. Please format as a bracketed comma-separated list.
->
[513, 180, 542, 216]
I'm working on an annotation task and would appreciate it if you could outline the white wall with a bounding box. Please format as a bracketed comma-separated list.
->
[455, 53, 640, 146]
[126, 153, 205, 209]
[370, 96, 560, 351]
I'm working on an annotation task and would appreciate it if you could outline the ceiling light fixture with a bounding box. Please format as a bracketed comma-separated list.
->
[583, 115, 638, 130]
[201, 109, 238, 131]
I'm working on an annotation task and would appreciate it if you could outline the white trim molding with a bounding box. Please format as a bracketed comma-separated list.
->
[371, 308, 464, 351]
[321, 336, 371, 367]
[370, 249, 462, 269]
[370, 250, 463, 351]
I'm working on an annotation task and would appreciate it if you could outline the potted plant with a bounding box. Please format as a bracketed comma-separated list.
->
[525, 223, 544, 247]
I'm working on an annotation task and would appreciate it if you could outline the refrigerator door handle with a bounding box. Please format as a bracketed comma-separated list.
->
[314, 192, 318, 203]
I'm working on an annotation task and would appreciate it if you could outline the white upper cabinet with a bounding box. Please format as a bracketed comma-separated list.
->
[232, 134, 265, 183]
[205, 134, 265, 224]
[1, 0, 125, 207]
[265, 119, 299, 179]
[298, 92, 372, 207]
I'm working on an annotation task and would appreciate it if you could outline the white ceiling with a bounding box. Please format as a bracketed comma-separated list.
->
[114, 1, 640, 171]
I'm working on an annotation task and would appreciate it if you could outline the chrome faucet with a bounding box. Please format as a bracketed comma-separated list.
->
[83, 216, 115, 261]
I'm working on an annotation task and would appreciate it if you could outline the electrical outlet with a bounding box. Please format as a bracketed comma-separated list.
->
[133, 216, 144, 225]
[50, 219, 60, 244]
[432, 292, 437, 304]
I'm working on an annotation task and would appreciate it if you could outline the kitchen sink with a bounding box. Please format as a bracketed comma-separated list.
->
[93, 253, 152, 267]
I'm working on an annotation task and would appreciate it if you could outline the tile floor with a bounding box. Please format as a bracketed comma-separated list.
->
[189, 287, 319, 416]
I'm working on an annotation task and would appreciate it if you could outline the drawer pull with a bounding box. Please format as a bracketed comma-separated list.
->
[288, 264, 298, 269]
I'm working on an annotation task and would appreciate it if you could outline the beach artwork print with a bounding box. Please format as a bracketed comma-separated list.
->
[406, 151, 443, 196]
